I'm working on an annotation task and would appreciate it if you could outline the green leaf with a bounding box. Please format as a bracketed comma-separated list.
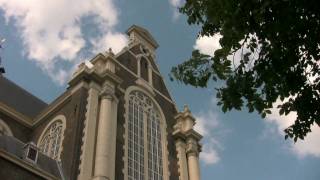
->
[172, 0, 320, 142]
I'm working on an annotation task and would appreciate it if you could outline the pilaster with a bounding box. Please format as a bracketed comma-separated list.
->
[173, 105, 202, 180]
[78, 82, 101, 180]
[175, 138, 189, 180]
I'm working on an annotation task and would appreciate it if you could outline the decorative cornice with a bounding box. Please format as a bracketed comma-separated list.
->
[69, 53, 122, 88]
[185, 129, 203, 141]
[68, 66, 122, 89]
[172, 130, 186, 141]
[172, 129, 202, 142]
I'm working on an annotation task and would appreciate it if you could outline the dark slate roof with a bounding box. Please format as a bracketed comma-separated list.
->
[0, 76, 47, 118]
[0, 135, 64, 179]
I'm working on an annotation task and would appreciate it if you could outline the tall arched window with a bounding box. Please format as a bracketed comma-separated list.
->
[0, 119, 13, 136]
[127, 90, 165, 180]
[38, 115, 66, 160]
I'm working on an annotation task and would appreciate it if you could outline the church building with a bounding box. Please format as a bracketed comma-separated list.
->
[0, 25, 202, 180]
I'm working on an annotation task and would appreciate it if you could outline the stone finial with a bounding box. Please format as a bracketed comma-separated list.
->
[183, 104, 190, 113]
[108, 48, 115, 56]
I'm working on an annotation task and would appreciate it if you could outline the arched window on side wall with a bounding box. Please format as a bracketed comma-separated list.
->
[0, 119, 13, 136]
[38, 115, 66, 160]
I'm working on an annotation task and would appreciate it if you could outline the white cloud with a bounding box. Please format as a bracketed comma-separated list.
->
[91, 31, 128, 55]
[194, 34, 257, 70]
[266, 99, 320, 158]
[0, 0, 127, 85]
[168, 0, 184, 20]
[194, 97, 226, 165]
[194, 111, 219, 137]
[200, 139, 220, 165]
[194, 34, 222, 57]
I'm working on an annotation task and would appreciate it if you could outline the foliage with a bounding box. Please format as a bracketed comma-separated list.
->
[171, 0, 320, 141]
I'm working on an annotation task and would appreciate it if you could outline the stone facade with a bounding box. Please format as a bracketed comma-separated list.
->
[0, 25, 202, 180]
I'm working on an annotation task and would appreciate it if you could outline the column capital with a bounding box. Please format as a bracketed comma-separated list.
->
[100, 92, 113, 100]
[186, 130, 202, 156]
[175, 138, 186, 147]
[186, 137, 201, 157]
[89, 81, 102, 91]
[99, 84, 118, 102]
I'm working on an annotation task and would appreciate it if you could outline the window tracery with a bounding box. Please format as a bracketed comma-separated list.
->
[127, 90, 163, 180]
[38, 119, 64, 160]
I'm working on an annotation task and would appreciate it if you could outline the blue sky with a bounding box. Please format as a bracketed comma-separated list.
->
[0, 0, 320, 179]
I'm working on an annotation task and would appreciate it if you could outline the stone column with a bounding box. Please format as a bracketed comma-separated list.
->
[137, 58, 141, 77]
[148, 64, 153, 86]
[186, 138, 201, 180]
[92, 89, 118, 180]
[175, 139, 189, 180]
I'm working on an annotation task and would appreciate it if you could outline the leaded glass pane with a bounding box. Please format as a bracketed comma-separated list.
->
[39, 120, 63, 160]
[128, 94, 144, 180]
[127, 91, 163, 180]
[147, 109, 163, 180]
